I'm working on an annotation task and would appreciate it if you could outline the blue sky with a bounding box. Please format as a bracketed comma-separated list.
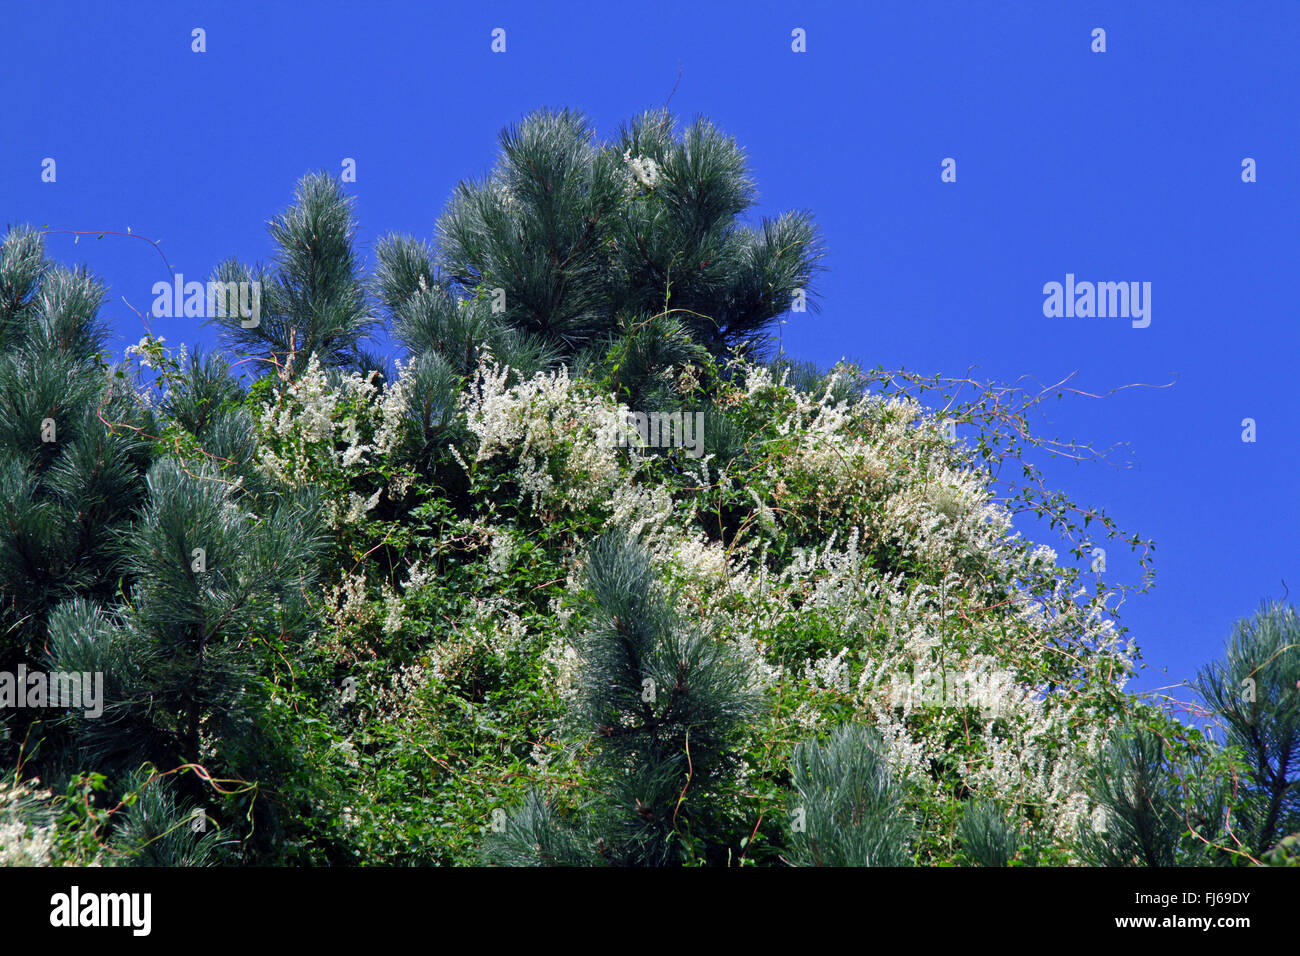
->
[3, 0, 1296, 709]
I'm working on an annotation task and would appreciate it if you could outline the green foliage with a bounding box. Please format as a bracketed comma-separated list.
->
[1261, 832, 1300, 866]
[5, 111, 1286, 872]
[50, 772, 115, 865]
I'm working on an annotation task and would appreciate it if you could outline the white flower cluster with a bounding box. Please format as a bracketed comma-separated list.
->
[804, 647, 853, 695]
[494, 181, 519, 214]
[487, 528, 517, 574]
[0, 778, 55, 867]
[879, 657, 1028, 720]
[124, 333, 185, 371]
[414, 594, 532, 686]
[331, 739, 361, 770]
[258, 353, 412, 527]
[381, 583, 404, 635]
[961, 699, 1108, 842]
[372, 661, 429, 726]
[623, 149, 662, 192]
[458, 357, 667, 529]
[324, 571, 374, 630]
[673, 366, 1129, 836]
[373, 359, 412, 457]
[541, 637, 582, 705]
[339, 489, 381, 526]
[403, 559, 436, 592]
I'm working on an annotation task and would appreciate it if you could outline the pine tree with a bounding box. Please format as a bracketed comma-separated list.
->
[1075, 604, 1299, 867]
[1076, 722, 1183, 866]
[0, 223, 332, 860]
[478, 789, 594, 867]
[417, 108, 822, 401]
[107, 768, 227, 866]
[956, 798, 1022, 866]
[1075, 719, 1231, 866]
[483, 529, 760, 866]
[0, 225, 156, 750]
[157, 345, 276, 503]
[209, 173, 379, 382]
[46, 460, 327, 774]
[1195, 600, 1300, 855]
[785, 723, 914, 866]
